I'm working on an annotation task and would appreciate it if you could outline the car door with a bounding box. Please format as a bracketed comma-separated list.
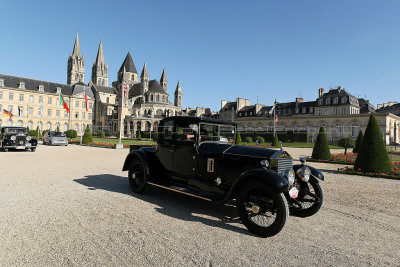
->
[43, 132, 49, 143]
[156, 119, 174, 171]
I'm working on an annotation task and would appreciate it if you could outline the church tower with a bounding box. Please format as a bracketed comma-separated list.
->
[117, 52, 138, 86]
[91, 39, 108, 86]
[160, 68, 167, 91]
[140, 63, 149, 98]
[174, 81, 182, 107]
[67, 32, 85, 85]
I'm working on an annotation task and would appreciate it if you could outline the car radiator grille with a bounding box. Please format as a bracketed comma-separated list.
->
[277, 158, 293, 174]
[16, 136, 26, 146]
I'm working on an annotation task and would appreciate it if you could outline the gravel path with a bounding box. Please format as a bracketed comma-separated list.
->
[0, 145, 399, 266]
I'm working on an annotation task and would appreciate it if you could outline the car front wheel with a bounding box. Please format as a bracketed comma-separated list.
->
[290, 178, 323, 217]
[128, 158, 147, 194]
[237, 182, 289, 237]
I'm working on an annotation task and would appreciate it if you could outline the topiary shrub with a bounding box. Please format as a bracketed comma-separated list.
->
[35, 126, 42, 138]
[65, 129, 77, 139]
[236, 132, 243, 145]
[354, 114, 391, 173]
[245, 136, 253, 143]
[311, 127, 331, 160]
[271, 134, 279, 147]
[42, 130, 48, 136]
[256, 136, 265, 144]
[338, 137, 355, 155]
[28, 130, 37, 137]
[137, 131, 142, 140]
[56, 126, 60, 131]
[100, 131, 105, 138]
[353, 130, 364, 153]
[82, 125, 94, 144]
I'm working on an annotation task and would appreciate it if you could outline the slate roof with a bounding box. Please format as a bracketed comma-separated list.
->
[318, 87, 356, 100]
[0, 73, 73, 96]
[92, 84, 118, 95]
[220, 102, 237, 111]
[129, 83, 142, 98]
[118, 52, 137, 74]
[148, 80, 168, 94]
[239, 105, 255, 112]
[376, 102, 400, 112]
[298, 101, 316, 108]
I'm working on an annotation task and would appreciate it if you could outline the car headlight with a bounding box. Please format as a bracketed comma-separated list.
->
[10, 135, 16, 141]
[260, 159, 269, 168]
[296, 167, 311, 182]
[26, 136, 32, 141]
[284, 169, 295, 185]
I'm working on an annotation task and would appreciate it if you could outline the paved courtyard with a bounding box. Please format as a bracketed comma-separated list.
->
[0, 145, 399, 266]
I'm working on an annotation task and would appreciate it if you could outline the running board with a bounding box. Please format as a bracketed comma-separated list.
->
[147, 182, 212, 202]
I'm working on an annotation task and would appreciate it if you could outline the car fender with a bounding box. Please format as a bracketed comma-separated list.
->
[293, 164, 324, 181]
[224, 168, 289, 201]
[122, 150, 150, 177]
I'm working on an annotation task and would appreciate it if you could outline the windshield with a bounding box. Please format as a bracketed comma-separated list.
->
[199, 123, 235, 143]
[52, 132, 65, 137]
[5, 128, 27, 134]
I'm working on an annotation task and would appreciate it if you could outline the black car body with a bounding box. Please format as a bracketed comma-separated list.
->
[0, 126, 37, 152]
[123, 116, 324, 237]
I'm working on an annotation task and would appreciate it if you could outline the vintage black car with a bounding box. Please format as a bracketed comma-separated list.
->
[122, 116, 324, 237]
[0, 126, 37, 152]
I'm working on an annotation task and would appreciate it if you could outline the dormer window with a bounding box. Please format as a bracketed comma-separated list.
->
[318, 99, 323, 105]
[333, 97, 338, 104]
[326, 98, 330, 105]
[341, 97, 347, 104]
[56, 87, 62, 94]
[19, 82, 25, 89]
[39, 85, 44, 92]
[0, 79, 4, 86]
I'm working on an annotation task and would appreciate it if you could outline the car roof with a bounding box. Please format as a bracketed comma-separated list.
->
[161, 116, 237, 126]
[1, 126, 26, 129]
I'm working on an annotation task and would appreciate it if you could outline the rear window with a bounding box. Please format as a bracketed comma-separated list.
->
[52, 132, 65, 137]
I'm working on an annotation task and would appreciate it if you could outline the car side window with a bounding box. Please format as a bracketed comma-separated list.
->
[175, 122, 196, 143]
[158, 120, 174, 143]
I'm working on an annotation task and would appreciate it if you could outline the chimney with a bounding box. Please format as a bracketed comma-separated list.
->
[296, 97, 303, 103]
[318, 88, 325, 97]
[221, 100, 228, 109]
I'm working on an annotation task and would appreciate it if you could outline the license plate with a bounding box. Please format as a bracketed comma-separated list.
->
[16, 146, 25, 150]
[289, 187, 299, 199]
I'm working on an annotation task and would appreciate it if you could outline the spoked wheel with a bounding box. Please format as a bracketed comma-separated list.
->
[290, 178, 324, 217]
[128, 158, 147, 194]
[237, 182, 289, 237]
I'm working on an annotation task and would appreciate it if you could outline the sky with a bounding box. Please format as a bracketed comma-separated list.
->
[1, 0, 399, 111]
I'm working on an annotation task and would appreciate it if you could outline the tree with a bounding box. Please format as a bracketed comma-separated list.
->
[311, 127, 331, 160]
[56, 125, 60, 131]
[354, 114, 391, 173]
[353, 130, 364, 153]
[82, 125, 93, 144]
[256, 136, 265, 144]
[236, 132, 243, 145]
[100, 131, 105, 138]
[271, 134, 279, 147]
[137, 131, 142, 140]
[65, 129, 77, 139]
[245, 136, 253, 143]
[338, 137, 355, 155]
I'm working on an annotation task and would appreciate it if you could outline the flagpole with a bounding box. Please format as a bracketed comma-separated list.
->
[80, 89, 85, 145]
[119, 68, 126, 146]
[273, 99, 276, 138]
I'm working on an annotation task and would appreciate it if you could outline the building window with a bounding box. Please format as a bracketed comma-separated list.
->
[342, 108, 345, 115]
[19, 82, 25, 89]
[341, 97, 347, 104]
[351, 124, 359, 137]
[8, 105, 13, 113]
[46, 122, 51, 130]
[64, 111, 68, 118]
[89, 103, 93, 109]
[18, 106, 23, 116]
[76, 101, 79, 108]
[48, 98, 52, 105]
[156, 95, 160, 102]
[75, 112, 79, 119]
[318, 110, 322, 116]
[82, 102, 85, 109]
[39, 96, 43, 103]
[19, 94, 24, 102]
[28, 121, 33, 129]
[82, 112, 85, 119]
[56, 87, 62, 94]
[0, 79, 4, 86]
[29, 95, 34, 102]
[150, 94, 154, 102]
[9, 93, 14, 100]
[295, 108, 299, 114]
[56, 110, 60, 117]
[28, 107, 33, 114]
[0, 92, 2, 99]
[88, 113, 92, 120]
[250, 112, 253, 116]
[309, 107, 313, 113]
[39, 85, 44, 92]
[47, 109, 52, 117]
[301, 107, 305, 113]
[333, 97, 338, 104]
[64, 123, 68, 131]
[326, 98, 331, 105]
[318, 99, 323, 105]
[335, 124, 342, 138]
[106, 97, 109, 104]
[334, 108, 338, 115]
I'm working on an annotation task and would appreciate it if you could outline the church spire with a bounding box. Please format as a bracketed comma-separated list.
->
[95, 39, 104, 65]
[141, 62, 149, 80]
[91, 39, 108, 86]
[174, 80, 182, 107]
[72, 31, 81, 57]
[160, 68, 167, 91]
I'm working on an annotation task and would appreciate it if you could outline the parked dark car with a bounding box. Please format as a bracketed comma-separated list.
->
[43, 131, 68, 146]
[0, 126, 37, 152]
[122, 116, 324, 237]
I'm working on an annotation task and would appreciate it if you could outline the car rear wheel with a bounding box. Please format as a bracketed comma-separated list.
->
[237, 182, 288, 237]
[31, 147, 36, 152]
[128, 158, 147, 194]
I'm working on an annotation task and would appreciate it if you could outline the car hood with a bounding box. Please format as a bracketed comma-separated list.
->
[224, 145, 292, 159]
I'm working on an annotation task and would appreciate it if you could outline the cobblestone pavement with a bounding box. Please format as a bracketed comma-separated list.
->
[0, 145, 399, 266]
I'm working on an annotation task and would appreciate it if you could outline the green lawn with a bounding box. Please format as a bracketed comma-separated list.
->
[244, 141, 342, 149]
[72, 137, 156, 145]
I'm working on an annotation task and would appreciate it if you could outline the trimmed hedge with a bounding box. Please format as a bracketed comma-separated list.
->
[271, 135, 279, 147]
[353, 130, 364, 153]
[65, 129, 77, 139]
[82, 125, 94, 144]
[355, 114, 391, 173]
[236, 132, 242, 145]
[311, 127, 331, 160]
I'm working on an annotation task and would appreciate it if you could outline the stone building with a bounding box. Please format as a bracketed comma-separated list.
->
[220, 87, 400, 145]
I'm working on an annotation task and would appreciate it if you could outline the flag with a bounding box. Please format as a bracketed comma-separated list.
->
[18, 106, 22, 118]
[60, 93, 70, 113]
[40, 104, 43, 118]
[3, 109, 13, 118]
[275, 114, 279, 124]
[122, 67, 127, 105]
[26, 104, 29, 119]
[84, 88, 88, 111]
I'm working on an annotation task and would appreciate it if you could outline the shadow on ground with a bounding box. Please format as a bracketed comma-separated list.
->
[74, 174, 250, 236]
